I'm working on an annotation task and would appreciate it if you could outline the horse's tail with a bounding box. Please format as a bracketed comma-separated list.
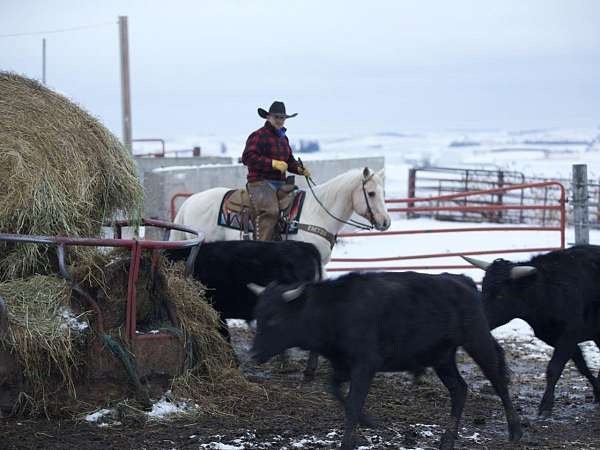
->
[169, 199, 188, 241]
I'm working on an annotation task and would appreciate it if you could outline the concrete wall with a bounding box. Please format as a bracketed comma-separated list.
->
[134, 156, 233, 185]
[143, 156, 385, 221]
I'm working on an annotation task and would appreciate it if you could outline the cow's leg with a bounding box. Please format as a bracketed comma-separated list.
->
[571, 346, 600, 403]
[329, 368, 349, 404]
[464, 337, 522, 442]
[216, 317, 242, 366]
[303, 351, 319, 381]
[329, 367, 376, 429]
[594, 337, 600, 379]
[433, 352, 468, 450]
[341, 365, 375, 450]
[538, 342, 575, 417]
[275, 351, 289, 370]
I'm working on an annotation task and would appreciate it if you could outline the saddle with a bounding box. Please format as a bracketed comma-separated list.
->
[225, 184, 297, 214]
[218, 181, 306, 238]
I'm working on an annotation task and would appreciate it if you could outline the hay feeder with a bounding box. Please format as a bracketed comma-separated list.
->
[0, 218, 203, 413]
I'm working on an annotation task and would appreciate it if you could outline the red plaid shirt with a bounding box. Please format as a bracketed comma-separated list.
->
[241, 121, 301, 182]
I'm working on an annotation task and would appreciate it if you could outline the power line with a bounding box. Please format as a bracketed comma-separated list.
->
[0, 22, 115, 39]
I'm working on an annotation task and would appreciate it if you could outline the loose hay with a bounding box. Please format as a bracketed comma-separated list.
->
[0, 71, 143, 280]
[165, 261, 263, 417]
[0, 250, 261, 418]
[0, 275, 86, 416]
[70, 249, 163, 330]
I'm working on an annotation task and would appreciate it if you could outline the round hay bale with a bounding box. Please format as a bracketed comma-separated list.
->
[0, 71, 143, 280]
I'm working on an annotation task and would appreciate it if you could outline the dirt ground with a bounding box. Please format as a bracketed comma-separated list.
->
[1, 324, 600, 450]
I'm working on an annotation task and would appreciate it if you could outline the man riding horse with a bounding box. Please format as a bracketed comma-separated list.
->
[241, 101, 311, 241]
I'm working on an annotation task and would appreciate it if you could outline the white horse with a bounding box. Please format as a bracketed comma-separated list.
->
[170, 167, 391, 264]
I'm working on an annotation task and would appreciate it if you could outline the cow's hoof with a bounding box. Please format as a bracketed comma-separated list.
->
[537, 409, 552, 419]
[303, 370, 316, 382]
[359, 413, 377, 428]
[439, 430, 455, 450]
[509, 423, 523, 442]
[340, 437, 354, 450]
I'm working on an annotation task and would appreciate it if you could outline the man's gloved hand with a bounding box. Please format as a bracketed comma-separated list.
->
[299, 166, 311, 178]
[272, 160, 288, 173]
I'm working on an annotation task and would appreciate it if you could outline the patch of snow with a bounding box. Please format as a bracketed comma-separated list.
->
[60, 307, 89, 332]
[84, 408, 112, 423]
[200, 444, 244, 450]
[290, 436, 335, 448]
[147, 394, 196, 419]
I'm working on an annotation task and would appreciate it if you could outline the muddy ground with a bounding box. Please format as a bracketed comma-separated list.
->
[1, 324, 599, 450]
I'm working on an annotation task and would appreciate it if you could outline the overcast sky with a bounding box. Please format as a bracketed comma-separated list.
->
[1, 0, 599, 141]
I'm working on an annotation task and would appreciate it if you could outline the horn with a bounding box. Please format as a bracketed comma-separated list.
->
[461, 255, 491, 270]
[510, 266, 537, 279]
[247, 283, 266, 296]
[282, 285, 306, 302]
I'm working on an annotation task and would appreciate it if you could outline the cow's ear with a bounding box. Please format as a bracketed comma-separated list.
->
[510, 266, 536, 279]
[247, 283, 266, 296]
[282, 285, 306, 302]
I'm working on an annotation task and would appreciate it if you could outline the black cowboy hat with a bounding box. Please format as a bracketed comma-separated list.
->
[258, 101, 298, 119]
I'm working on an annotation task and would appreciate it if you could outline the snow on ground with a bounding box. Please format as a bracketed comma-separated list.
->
[194, 430, 425, 450]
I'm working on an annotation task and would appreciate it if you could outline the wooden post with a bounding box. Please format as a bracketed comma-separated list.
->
[119, 16, 132, 153]
[572, 164, 589, 245]
[407, 168, 416, 218]
[42, 38, 46, 84]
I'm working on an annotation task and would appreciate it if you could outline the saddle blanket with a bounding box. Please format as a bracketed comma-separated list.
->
[217, 189, 306, 235]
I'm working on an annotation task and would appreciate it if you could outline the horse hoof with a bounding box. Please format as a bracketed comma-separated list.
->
[439, 430, 455, 450]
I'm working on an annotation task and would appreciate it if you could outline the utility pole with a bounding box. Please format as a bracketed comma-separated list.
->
[118, 16, 132, 153]
[42, 38, 46, 84]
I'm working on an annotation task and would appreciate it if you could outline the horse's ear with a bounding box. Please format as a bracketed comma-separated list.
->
[376, 168, 384, 179]
[362, 167, 371, 179]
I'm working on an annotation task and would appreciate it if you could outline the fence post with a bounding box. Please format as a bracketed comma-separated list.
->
[496, 170, 504, 222]
[407, 168, 416, 218]
[572, 164, 589, 245]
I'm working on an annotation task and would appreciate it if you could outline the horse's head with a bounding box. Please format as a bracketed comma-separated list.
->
[352, 167, 391, 231]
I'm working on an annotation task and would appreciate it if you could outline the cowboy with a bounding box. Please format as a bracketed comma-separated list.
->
[241, 101, 311, 241]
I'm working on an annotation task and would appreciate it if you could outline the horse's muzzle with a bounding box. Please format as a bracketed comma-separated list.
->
[375, 218, 391, 231]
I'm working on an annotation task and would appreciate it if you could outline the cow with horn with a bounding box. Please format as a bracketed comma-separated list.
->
[462, 245, 600, 418]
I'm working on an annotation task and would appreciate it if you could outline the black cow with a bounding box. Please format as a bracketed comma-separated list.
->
[464, 245, 600, 417]
[248, 272, 522, 450]
[163, 240, 322, 377]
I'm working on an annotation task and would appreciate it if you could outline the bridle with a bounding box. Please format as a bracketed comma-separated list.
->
[303, 172, 378, 231]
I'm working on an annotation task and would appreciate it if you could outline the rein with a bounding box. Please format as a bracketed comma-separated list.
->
[303, 173, 375, 231]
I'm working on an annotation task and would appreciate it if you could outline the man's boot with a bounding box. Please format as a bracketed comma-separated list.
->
[247, 181, 279, 241]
